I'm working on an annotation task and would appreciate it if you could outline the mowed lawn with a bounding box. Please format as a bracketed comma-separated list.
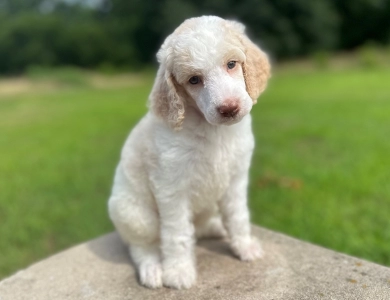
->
[0, 67, 390, 279]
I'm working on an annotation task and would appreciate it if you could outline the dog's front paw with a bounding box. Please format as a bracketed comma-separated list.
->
[231, 236, 264, 261]
[139, 262, 163, 289]
[162, 259, 196, 289]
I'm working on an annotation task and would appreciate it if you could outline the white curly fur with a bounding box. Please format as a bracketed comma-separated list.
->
[108, 16, 271, 289]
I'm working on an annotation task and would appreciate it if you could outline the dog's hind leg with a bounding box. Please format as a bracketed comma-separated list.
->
[108, 163, 162, 288]
[110, 198, 163, 288]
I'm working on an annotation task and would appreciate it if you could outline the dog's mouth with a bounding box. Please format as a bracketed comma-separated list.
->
[216, 103, 252, 125]
[219, 115, 243, 125]
[218, 105, 240, 119]
[204, 110, 247, 126]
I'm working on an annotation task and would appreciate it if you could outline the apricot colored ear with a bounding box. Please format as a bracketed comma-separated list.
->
[149, 67, 185, 130]
[227, 19, 271, 103]
[241, 35, 271, 103]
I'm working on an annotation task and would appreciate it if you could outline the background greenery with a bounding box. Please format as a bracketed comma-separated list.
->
[1, 0, 390, 74]
[1, 52, 390, 278]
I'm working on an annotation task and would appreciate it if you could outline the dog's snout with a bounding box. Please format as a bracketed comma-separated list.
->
[218, 101, 240, 118]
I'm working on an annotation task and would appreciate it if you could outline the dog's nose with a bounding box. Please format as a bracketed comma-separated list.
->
[218, 103, 240, 118]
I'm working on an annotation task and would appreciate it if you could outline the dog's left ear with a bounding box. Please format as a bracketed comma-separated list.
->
[228, 21, 271, 104]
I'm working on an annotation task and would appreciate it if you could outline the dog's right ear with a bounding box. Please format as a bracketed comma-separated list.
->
[149, 43, 185, 131]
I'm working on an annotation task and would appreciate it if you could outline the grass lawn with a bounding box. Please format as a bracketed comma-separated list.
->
[1, 65, 390, 279]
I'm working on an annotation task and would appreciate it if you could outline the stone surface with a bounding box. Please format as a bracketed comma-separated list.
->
[1, 226, 390, 300]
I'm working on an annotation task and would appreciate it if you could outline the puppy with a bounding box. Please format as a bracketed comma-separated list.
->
[108, 15, 271, 289]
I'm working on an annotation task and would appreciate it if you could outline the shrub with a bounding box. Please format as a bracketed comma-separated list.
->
[357, 42, 381, 69]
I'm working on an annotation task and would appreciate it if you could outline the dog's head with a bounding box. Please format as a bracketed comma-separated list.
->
[149, 16, 271, 130]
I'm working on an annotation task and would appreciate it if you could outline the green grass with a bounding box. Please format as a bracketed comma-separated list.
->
[1, 66, 390, 279]
[250, 68, 390, 264]
[0, 77, 151, 278]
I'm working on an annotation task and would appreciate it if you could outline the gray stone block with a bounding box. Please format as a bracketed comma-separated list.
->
[1, 226, 389, 299]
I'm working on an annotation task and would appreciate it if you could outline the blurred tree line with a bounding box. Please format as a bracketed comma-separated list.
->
[0, 0, 390, 74]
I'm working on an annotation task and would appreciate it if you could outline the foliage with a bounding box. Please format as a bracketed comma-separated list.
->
[0, 10, 134, 74]
[311, 51, 331, 69]
[26, 65, 89, 86]
[331, 0, 390, 49]
[357, 42, 382, 69]
[103, 0, 340, 62]
[0, 0, 390, 74]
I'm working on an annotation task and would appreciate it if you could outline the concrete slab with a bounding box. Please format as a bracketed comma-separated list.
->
[1, 226, 389, 300]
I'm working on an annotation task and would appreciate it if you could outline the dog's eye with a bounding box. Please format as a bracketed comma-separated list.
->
[189, 76, 200, 85]
[227, 61, 236, 70]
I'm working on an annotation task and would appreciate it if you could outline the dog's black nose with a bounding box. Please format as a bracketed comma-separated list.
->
[218, 103, 240, 118]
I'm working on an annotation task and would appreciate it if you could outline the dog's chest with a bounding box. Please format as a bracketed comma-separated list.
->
[182, 134, 245, 211]
[151, 115, 254, 212]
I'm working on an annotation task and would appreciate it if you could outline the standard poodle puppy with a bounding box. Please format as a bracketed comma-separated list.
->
[108, 15, 271, 289]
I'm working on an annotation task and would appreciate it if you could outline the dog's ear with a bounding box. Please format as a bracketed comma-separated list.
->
[241, 36, 271, 104]
[149, 46, 185, 130]
[228, 21, 271, 104]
